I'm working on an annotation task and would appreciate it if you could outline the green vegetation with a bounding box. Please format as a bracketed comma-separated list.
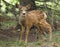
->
[0, 0, 60, 47]
[0, 0, 60, 29]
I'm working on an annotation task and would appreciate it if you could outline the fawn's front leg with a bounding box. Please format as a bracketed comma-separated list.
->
[25, 27, 30, 43]
[20, 26, 25, 42]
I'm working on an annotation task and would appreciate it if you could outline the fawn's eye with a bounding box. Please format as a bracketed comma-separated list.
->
[20, 10, 22, 11]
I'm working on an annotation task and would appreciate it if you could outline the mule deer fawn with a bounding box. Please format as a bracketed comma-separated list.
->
[18, 4, 52, 43]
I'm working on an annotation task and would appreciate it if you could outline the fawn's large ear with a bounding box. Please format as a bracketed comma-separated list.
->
[16, 3, 19, 8]
[26, 4, 31, 9]
[16, 4, 22, 9]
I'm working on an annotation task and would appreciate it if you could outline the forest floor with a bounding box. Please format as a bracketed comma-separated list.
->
[0, 29, 60, 47]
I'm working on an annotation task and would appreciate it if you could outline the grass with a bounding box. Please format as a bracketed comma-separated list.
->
[1, 21, 17, 29]
[0, 30, 60, 47]
[0, 39, 24, 47]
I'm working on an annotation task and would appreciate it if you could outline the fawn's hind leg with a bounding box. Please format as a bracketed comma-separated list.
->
[36, 26, 43, 40]
[39, 20, 52, 41]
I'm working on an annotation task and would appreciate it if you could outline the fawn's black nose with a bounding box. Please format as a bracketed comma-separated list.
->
[23, 13, 25, 15]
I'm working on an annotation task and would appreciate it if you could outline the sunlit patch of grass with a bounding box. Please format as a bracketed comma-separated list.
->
[14, 41, 25, 46]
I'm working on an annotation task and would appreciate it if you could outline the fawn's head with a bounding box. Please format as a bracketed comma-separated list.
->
[19, 4, 31, 15]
